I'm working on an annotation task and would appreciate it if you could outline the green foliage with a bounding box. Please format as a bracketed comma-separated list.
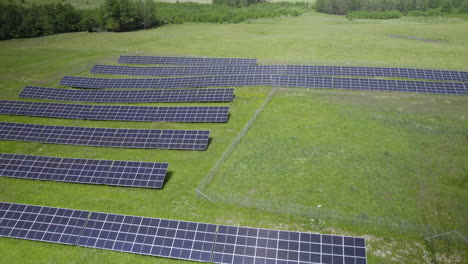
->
[316, 0, 463, 15]
[347, 10, 403, 19]
[0, 2, 82, 40]
[213, 0, 264, 7]
[155, 2, 312, 24]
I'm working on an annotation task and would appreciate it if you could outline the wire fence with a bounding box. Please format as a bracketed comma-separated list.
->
[198, 189, 468, 242]
[196, 85, 277, 193]
[194, 83, 467, 245]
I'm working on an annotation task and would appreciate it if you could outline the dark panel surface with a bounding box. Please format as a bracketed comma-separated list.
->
[0, 100, 229, 123]
[78, 212, 217, 262]
[92, 64, 468, 82]
[212, 225, 367, 264]
[0, 153, 168, 188]
[0, 122, 210, 150]
[273, 75, 468, 95]
[19, 86, 235, 103]
[117, 55, 257, 66]
[59, 75, 272, 89]
[0, 203, 89, 245]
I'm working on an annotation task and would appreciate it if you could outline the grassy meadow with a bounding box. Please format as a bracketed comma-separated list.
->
[0, 8, 467, 264]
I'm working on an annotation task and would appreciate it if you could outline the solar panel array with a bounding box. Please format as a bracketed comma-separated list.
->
[0, 100, 229, 123]
[118, 55, 257, 66]
[59, 75, 467, 95]
[284, 65, 468, 82]
[91, 64, 468, 82]
[0, 203, 89, 245]
[212, 225, 367, 264]
[273, 75, 468, 95]
[59, 75, 272, 89]
[78, 212, 218, 262]
[0, 153, 168, 189]
[91, 65, 285, 76]
[19, 86, 234, 103]
[0, 122, 210, 150]
[0, 202, 367, 264]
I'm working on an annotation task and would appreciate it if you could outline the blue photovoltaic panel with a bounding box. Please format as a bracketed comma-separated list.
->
[272, 75, 468, 95]
[0, 153, 168, 189]
[59, 75, 467, 95]
[0, 202, 367, 264]
[0, 100, 229, 123]
[0, 122, 210, 150]
[59, 75, 272, 89]
[78, 212, 218, 262]
[91, 64, 468, 82]
[212, 225, 367, 264]
[0, 202, 89, 245]
[284, 65, 468, 82]
[91, 65, 285, 76]
[19, 86, 234, 103]
[118, 55, 257, 66]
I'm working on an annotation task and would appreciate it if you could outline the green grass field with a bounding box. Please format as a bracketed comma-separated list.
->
[0, 9, 467, 264]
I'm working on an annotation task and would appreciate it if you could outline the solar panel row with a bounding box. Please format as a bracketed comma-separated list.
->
[0, 202, 367, 264]
[59, 75, 467, 95]
[59, 75, 272, 89]
[0, 122, 210, 150]
[0, 100, 229, 123]
[91, 65, 286, 76]
[0, 153, 168, 189]
[118, 55, 257, 66]
[93, 64, 468, 82]
[273, 75, 468, 95]
[19, 86, 234, 103]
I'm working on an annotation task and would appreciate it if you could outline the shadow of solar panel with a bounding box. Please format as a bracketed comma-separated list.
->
[0, 101, 229, 123]
[272, 76, 468, 95]
[212, 225, 367, 264]
[59, 75, 272, 89]
[20, 86, 234, 103]
[0, 122, 210, 150]
[117, 55, 257, 66]
[0, 153, 169, 189]
[77, 212, 217, 262]
[0, 203, 89, 245]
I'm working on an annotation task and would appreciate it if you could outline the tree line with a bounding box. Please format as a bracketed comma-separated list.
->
[0, 0, 156, 40]
[315, 0, 468, 15]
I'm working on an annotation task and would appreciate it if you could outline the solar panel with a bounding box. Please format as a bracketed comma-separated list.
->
[91, 65, 285, 76]
[0, 100, 229, 123]
[212, 225, 367, 264]
[0, 202, 368, 264]
[273, 75, 468, 95]
[19, 86, 235, 103]
[0, 153, 168, 189]
[284, 65, 468, 82]
[91, 64, 468, 82]
[0, 202, 89, 245]
[78, 212, 217, 262]
[0, 122, 210, 150]
[59, 75, 272, 89]
[118, 55, 257, 66]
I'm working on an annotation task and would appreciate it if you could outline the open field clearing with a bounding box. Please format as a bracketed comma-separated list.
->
[0, 9, 467, 264]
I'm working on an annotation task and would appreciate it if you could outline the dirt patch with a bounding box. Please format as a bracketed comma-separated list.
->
[389, 35, 442, 43]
